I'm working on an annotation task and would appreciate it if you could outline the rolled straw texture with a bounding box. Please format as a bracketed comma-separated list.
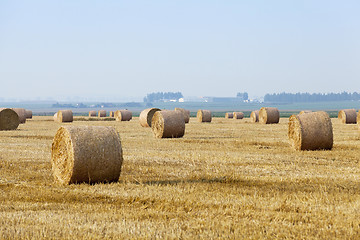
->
[98, 110, 106, 117]
[299, 110, 312, 115]
[139, 108, 161, 127]
[56, 110, 73, 123]
[0, 108, 20, 130]
[250, 110, 259, 122]
[233, 112, 244, 119]
[259, 107, 280, 124]
[109, 111, 114, 117]
[197, 110, 212, 123]
[53, 113, 58, 121]
[225, 112, 233, 119]
[115, 110, 132, 121]
[288, 111, 333, 151]
[89, 111, 97, 117]
[25, 110, 32, 119]
[51, 125, 123, 185]
[175, 108, 190, 123]
[151, 110, 185, 138]
[12, 108, 26, 124]
[338, 109, 357, 124]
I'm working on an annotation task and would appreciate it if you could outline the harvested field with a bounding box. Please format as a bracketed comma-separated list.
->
[0, 116, 360, 239]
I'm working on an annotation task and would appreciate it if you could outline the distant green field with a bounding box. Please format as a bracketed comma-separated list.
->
[153, 101, 360, 112]
[1, 100, 358, 118]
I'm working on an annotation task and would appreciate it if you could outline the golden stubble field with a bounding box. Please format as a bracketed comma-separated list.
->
[0, 116, 360, 239]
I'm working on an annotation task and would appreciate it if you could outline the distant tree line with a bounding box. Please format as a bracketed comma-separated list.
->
[236, 92, 249, 100]
[264, 92, 360, 103]
[143, 92, 183, 102]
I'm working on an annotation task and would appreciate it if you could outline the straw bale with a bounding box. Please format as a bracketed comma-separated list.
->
[53, 112, 58, 121]
[139, 108, 161, 127]
[25, 110, 32, 119]
[115, 110, 132, 121]
[0, 108, 20, 130]
[250, 110, 259, 122]
[288, 111, 333, 151]
[259, 107, 279, 124]
[51, 125, 123, 185]
[299, 110, 312, 115]
[89, 110, 97, 117]
[338, 109, 357, 124]
[233, 112, 244, 119]
[225, 112, 233, 119]
[98, 110, 106, 117]
[175, 108, 190, 123]
[197, 110, 212, 123]
[109, 111, 114, 117]
[151, 110, 185, 138]
[12, 108, 26, 124]
[56, 110, 73, 123]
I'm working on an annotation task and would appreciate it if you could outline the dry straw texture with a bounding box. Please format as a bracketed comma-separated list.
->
[115, 110, 132, 121]
[25, 110, 32, 119]
[233, 112, 244, 119]
[139, 108, 161, 127]
[51, 125, 123, 185]
[338, 109, 357, 124]
[225, 112, 233, 119]
[56, 110, 73, 123]
[259, 107, 280, 124]
[358, 111, 360, 130]
[197, 109, 212, 122]
[2, 116, 360, 239]
[0, 108, 20, 130]
[175, 108, 190, 123]
[288, 111, 333, 151]
[98, 110, 107, 117]
[12, 108, 26, 124]
[299, 110, 312, 115]
[88, 111, 97, 117]
[151, 110, 185, 138]
[250, 110, 259, 122]
[53, 112, 58, 121]
[109, 111, 114, 117]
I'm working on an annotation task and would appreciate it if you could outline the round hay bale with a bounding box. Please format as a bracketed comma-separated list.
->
[175, 108, 190, 123]
[299, 110, 312, 115]
[25, 110, 32, 119]
[288, 111, 333, 151]
[259, 107, 279, 124]
[98, 110, 106, 117]
[338, 109, 357, 124]
[89, 110, 97, 117]
[233, 112, 244, 119]
[0, 108, 20, 130]
[151, 110, 185, 138]
[12, 108, 26, 124]
[51, 125, 123, 185]
[225, 112, 233, 119]
[56, 110, 73, 123]
[197, 110, 212, 123]
[53, 112, 58, 121]
[139, 108, 161, 127]
[250, 110, 259, 122]
[109, 111, 114, 117]
[115, 110, 132, 121]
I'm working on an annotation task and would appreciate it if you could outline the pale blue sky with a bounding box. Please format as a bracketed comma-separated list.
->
[0, 1, 359, 101]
